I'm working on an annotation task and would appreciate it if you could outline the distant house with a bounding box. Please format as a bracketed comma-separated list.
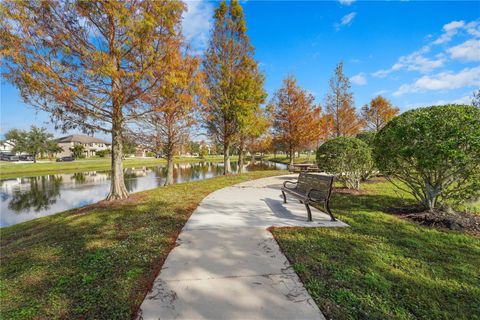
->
[134, 147, 147, 158]
[56, 134, 111, 158]
[0, 140, 15, 154]
[199, 141, 211, 155]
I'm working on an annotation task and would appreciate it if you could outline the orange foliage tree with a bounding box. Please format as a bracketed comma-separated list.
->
[361, 95, 400, 132]
[0, 0, 185, 200]
[135, 50, 206, 185]
[247, 133, 273, 161]
[270, 76, 321, 166]
[314, 113, 334, 148]
[237, 108, 270, 172]
[325, 62, 364, 137]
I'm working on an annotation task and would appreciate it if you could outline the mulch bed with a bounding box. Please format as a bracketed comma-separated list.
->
[386, 205, 480, 235]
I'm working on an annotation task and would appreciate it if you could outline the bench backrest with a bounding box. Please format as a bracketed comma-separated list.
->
[296, 172, 334, 200]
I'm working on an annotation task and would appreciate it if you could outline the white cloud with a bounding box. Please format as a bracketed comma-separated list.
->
[447, 39, 480, 61]
[341, 12, 356, 25]
[350, 73, 367, 85]
[335, 12, 356, 30]
[182, 1, 214, 53]
[393, 66, 480, 96]
[372, 46, 446, 77]
[433, 20, 480, 45]
[338, 0, 356, 6]
[466, 21, 480, 37]
[431, 95, 473, 105]
[444, 20, 465, 32]
[373, 90, 389, 96]
[433, 20, 465, 45]
[372, 64, 401, 78]
[372, 19, 480, 78]
[401, 95, 473, 109]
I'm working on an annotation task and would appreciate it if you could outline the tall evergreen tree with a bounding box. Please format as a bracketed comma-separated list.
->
[202, 0, 266, 174]
[325, 62, 364, 137]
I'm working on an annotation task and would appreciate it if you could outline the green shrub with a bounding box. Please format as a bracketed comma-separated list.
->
[356, 131, 377, 181]
[356, 131, 376, 146]
[316, 137, 373, 190]
[71, 144, 84, 158]
[96, 149, 111, 158]
[374, 105, 480, 210]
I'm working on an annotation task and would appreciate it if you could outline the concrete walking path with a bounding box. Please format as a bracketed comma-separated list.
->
[137, 174, 348, 320]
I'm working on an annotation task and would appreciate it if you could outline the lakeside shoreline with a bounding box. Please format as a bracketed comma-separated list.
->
[0, 156, 228, 179]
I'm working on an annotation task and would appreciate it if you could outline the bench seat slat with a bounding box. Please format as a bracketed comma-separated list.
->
[282, 188, 308, 201]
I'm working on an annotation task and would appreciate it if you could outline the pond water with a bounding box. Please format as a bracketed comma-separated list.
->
[0, 160, 287, 227]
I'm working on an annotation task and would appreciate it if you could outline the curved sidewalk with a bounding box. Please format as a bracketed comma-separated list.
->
[137, 174, 348, 320]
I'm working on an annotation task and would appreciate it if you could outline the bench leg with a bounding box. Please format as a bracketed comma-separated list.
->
[281, 190, 287, 204]
[305, 203, 312, 222]
[325, 201, 336, 221]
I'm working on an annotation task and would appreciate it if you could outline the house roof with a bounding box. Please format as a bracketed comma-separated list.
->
[56, 134, 110, 144]
[0, 140, 15, 146]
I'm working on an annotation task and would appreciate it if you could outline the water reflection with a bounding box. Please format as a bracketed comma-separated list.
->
[8, 175, 63, 213]
[0, 161, 286, 227]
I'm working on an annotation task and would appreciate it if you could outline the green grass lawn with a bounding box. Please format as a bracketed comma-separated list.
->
[0, 170, 284, 319]
[0, 155, 226, 179]
[267, 154, 316, 165]
[272, 179, 480, 320]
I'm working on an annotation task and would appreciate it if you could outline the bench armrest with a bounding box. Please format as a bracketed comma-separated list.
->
[283, 180, 298, 189]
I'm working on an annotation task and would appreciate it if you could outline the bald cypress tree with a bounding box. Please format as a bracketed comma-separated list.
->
[1, 1, 185, 200]
[325, 62, 364, 137]
[203, 0, 266, 174]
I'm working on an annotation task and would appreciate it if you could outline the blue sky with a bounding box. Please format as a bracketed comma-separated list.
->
[1, 0, 479, 139]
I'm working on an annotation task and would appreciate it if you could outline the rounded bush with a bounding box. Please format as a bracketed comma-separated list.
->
[316, 137, 373, 190]
[374, 104, 480, 210]
[356, 131, 377, 181]
[356, 131, 376, 147]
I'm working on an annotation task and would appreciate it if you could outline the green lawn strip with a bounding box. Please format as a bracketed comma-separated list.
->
[267, 155, 315, 165]
[271, 179, 480, 320]
[0, 170, 285, 319]
[0, 156, 226, 179]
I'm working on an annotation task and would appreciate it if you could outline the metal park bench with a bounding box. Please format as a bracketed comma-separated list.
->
[281, 172, 336, 222]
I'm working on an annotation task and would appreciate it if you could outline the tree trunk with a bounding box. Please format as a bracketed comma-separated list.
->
[106, 19, 128, 201]
[33, 153, 37, 164]
[223, 142, 231, 175]
[424, 182, 440, 211]
[165, 153, 174, 186]
[106, 119, 129, 200]
[289, 147, 294, 166]
[238, 140, 245, 173]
